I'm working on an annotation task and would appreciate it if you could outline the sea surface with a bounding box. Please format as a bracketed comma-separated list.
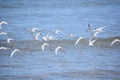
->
[0, 0, 120, 80]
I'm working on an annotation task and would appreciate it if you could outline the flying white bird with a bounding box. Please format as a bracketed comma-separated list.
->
[42, 36, 49, 42]
[0, 21, 8, 29]
[47, 35, 55, 40]
[52, 30, 62, 34]
[87, 24, 94, 37]
[93, 25, 107, 32]
[88, 24, 93, 32]
[41, 43, 49, 52]
[0, 32, 7, 35]
[93, 31, 100, 37]
[74, 37, 84, 46]
[34, 32, 41, 40]
[110, 39, 120, 46]
[0, 47, 8, 50]
[10, 49, 20, 58]
[42, 34, 55, 42]
[67, 33, 74, 37]
[88, 38, 97, 46]
[55, 46, 65, 55]
[7, 38, 14, 43]
[27, 27, 39, 33]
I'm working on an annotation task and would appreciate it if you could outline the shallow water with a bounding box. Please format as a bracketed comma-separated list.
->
[0, 0, 120, 80]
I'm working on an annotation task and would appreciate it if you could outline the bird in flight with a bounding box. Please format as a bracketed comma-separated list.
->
[55, 46, 66, 55]
[88, 38, 97, 46]
[110, 39, 120, 46]
[41, 43, 49, 52]
[0, 47, 8, 50]
[0, 32, 7, 35]
[10, 49, 21, 58]
[74, 37, 84, 46]
[0, 21, 8, 29]
[7, 38, 14, 43]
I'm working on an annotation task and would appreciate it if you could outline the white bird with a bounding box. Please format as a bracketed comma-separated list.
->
[0, 47, 8, 50]
[0, 32, 7, 35]
[88, 24, 93, 32]
[34, 32, 41, 40]
[74, 37, 84, 46]
[42, 36, 49, 42]
[93, 31, 100, 37]
[110, 39, 120, 46]
[0, 21, 8, 29]
[55, 46, 65, 55]
[93, 25, 107, 32]
[7, 38, 14, 43]
[42, 34, 55, 42]
[88, 38, 97, 46]
[10, 49, 20, 58]
[47, 35, 55, 40]
[41, 43, 49, 52]
[53, 30, 62, 34]
[88, 24, 94, 37]
[27, 27, 39, 33]
[67, 33, 74, 37]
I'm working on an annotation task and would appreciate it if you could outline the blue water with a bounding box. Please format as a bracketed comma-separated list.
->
[0, 0, 120, 80]
[0, 0, 120, 40]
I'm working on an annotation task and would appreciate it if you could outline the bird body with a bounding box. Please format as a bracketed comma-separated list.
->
[7, 38, 14, 43]
[42, 34, 54, 42]
[27, 27, 39, 33]
[88, 24, 93, 32]
[88, 38, 97, 46]
[68, 33, 74, 37]
[110, 39, 120, 46]
[53, 30, 62, 34]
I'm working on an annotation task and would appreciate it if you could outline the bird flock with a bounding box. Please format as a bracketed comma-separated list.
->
[0, 21, 120, 58]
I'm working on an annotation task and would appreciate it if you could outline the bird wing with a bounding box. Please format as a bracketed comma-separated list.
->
[7, 38, 14, 43]
[0, 47, 7, 50]
[91, 39, 97, 44]
[35, 32, 41, 40]
[55, 47, 63, 55]
[93, 32, 100, 37]
[111, 39, 120, 46]
[75, 37, 84, 46]
[75, 38, 81, 46]
[41, 43, 49, 51]
[10, 49, 18, 58]
[98, 26, 107, 30]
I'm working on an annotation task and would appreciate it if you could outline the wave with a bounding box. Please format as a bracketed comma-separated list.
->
[0, 36, 120, 51]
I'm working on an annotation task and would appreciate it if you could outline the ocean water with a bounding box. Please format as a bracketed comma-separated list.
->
[0, 0, 120, 80]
